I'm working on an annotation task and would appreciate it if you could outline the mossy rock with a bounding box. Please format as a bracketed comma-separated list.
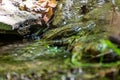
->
[83, 3, 112, 23]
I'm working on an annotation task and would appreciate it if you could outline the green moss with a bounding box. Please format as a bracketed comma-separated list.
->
[116, 0, 120, 10]
[0, 22, 12, 30]
[84, 3, 112, 21]
[0, 0, 120, 80]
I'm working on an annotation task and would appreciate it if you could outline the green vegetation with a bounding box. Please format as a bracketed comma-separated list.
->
[0, 0, 120, 80]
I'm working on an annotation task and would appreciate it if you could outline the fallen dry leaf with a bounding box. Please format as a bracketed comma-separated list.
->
[19, 0, 57, 23]
[40, 0, 48, 8]
[43, 7, 53, 22]
[37, 0, 57, 22]
[38, 0, 57, 8]
[48, 0, 57, 7]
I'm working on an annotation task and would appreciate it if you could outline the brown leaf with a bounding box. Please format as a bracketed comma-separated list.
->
[40, 0, 48, 8]
[38, 0, 57, 8]
[48, 0, 57, 7]
[37, 0, 57, 22]
[43, 7, 53, 22]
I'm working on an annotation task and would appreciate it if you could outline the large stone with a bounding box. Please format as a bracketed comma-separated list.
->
[0, 0, 40, 35]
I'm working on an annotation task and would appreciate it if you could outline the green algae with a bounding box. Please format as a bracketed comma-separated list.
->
[0, 0, 120, 80]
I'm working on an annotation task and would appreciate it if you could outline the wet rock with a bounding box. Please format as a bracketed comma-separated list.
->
[0, 0, 43, 35]
[52, 0, 83, 26]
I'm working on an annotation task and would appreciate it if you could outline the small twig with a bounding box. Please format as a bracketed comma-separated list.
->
[91, 52, 110, 59]
[110, 0, 117, 26]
